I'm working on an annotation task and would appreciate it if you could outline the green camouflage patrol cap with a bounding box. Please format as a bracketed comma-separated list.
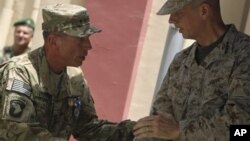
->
[157, 0, 206, 15]
[14, 18, 35, 31]
[42, 4, 101, 37]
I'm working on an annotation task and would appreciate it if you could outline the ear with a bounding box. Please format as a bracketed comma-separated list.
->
[48, 34, 60, 48]
[199, 3, 210, 18]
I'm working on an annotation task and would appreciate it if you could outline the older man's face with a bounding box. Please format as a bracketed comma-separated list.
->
[14, 25, 33, 47]
[57, 34, 92, 67]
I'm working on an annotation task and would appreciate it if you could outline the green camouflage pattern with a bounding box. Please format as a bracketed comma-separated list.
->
[146, 25, 250, 141]
[0, 46, 30, 64]
[157, 0, 206, 15]
[0, 47, 135, 141]
[42, 4, 101, 37]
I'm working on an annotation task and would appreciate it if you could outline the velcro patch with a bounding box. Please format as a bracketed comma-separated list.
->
[2, 93, 33, 122]
[6, 79, 31, 97]
[9, 100, 25, 118]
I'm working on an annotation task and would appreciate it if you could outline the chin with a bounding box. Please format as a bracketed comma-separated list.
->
[17, 43, 27, 47]
[75, 62, 83, 67]
[182, 33, 191, 39]
[68, 59, 83, 67]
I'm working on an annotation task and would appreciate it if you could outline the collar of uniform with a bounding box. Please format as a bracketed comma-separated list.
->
[184, 24, 237, 68]
[201, 24, 237, 68]
[182, 42, 197, 68]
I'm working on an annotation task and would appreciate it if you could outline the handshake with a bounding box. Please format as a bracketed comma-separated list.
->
[133, 111, 180, 140]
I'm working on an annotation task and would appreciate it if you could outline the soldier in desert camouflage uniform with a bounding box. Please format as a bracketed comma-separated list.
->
[0, 18, 35, 64]
[133, 0, 250, 140]
[0, 4, 135, 141]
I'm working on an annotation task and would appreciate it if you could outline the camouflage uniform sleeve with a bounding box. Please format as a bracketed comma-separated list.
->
[146, 71, 174, 141]
[151, 71, 173, 115]
[72, 79, 136, 141]
[0, 47, 12, 64]
[0, 63, 67, 141]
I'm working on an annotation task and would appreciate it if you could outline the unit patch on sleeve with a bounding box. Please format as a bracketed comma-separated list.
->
[6, 79, 31, 97]
[9, 100, 26, 118]
[2, 93, 29, 121]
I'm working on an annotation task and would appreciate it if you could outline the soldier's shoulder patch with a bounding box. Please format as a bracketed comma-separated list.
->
[6, 79, 31, 97]
[2, 93, 28, 121]
[0, 138, 6, 141]
[9, 100, 26, 118]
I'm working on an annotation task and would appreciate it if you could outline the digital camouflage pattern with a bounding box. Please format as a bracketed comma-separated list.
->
[0, 47, 135, 141]
[157, 0, 206, 15]
[148, 25, 250, 141]
[42, 4, 101, 37]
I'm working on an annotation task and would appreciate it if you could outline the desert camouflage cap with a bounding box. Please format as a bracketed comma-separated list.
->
[42, 4, 101, 37]
[14, 18, 35, 31]
[157, 0, 206, 15]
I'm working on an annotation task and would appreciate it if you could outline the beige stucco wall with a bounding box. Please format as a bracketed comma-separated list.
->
[127, 0, 170, 120]
[0, 0, 4, 10]
[220, 0, 246, 31]
[0, 0, 14, 48]
[5, 0, 35, 46]
[244, 4, 250, 35]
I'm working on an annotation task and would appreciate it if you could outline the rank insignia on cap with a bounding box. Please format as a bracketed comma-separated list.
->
[9, 100, 26, 118]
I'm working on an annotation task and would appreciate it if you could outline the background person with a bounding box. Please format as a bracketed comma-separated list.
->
[0, 18, 35, 63]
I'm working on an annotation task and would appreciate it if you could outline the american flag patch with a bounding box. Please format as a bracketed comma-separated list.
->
[10, 79, 31, 97]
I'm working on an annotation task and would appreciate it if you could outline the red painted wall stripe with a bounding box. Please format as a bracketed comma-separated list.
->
[83, 0, 148, 122]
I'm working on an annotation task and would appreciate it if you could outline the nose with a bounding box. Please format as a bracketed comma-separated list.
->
[168, 14, 175, 24]
[16, 31, 24, 37]
[86, 38, 92, 50]
[82, 37, 92, 50]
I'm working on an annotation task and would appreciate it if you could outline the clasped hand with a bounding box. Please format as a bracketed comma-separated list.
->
[133, 112, 180, 140]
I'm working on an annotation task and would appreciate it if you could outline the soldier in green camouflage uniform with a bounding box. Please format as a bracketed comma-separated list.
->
[0, 4, 135, 141]
[133, 0, 250, 140]
[0, 18, 35, 64]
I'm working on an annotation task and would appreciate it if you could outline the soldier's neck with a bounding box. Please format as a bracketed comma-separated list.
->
[45, 50, 66, 74]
